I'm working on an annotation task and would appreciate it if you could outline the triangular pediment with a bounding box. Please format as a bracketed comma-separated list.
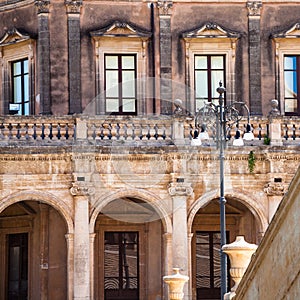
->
[0, 28, 31, 47]
[182, 22, 241, 39]
[90, 21, 152, 39]
[271, 22, 300, 38]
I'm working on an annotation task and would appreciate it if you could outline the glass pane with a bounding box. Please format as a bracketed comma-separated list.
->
[196, 99, 206, 111]
[24, 74, 29, 101]
[211, 71, 224, 98]
[196, 243, 210, 288]
[106, 98, 119, 112]
[284, 56, 296, 70]
[122, 56, 135, 69]
[24, 102, 30, 116]
[195, 56, 207, 69]
[195, 71, 208, 98]
[106, 56, 118, 69]
[122, 71, 135, 97]
[211, 56, 224, 69]
[23, 59, 29, 73]
[285, 98, 297, 113]
[122, 99, 136, 112]
[284, 71, 297, 98]
[14, 77, 22, 102]
[13, 62, 21, 75]
[9, 247, 20, 281]
[196, 233, 209, 244]
[106, 71, 119, 97]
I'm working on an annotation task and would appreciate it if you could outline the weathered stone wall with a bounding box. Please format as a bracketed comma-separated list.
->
[235, 165, 300, 300]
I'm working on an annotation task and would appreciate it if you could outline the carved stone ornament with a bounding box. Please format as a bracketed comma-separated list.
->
[182, 22, 241, 40]
[0, 28, 31, 47]
[157, 0, 173, 16]
[168, 182, 193, 197]
[247, 1, 262, 17]
[65, 0, 82, 14]
[90, 20, 152, 39]
[70, 182, 95, 196]
[271, 22, 300, 39]
[264, 182, 286, 196]
[34, 0, 50, 14]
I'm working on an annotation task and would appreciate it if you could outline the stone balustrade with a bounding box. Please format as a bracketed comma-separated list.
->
[0, 114, 299, 146]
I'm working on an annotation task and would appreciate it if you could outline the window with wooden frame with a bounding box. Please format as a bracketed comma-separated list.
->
[11, 58, 30, 115]
[0, 28, 34, 115]
[283, 55, 300, 115]
[105, 54, 137, 115]
[194, 55, 225, 111]
[195, 231, 230, 300]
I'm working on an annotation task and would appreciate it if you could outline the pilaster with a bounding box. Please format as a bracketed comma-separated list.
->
[168, 181, 193, 300]
[65, 233, 74, 300]
[65, 0, 82, 114]
[39, 203, 49, 300]
[70, 182, 95, 300]
[35, 0, 51, 114]
[247, 0, 262, 115]
[157, 0, 173, 114]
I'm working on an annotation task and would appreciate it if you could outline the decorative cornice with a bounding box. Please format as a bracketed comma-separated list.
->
[247, 1, 262, 17]
[0, 28, 32, 47]
[271, 22, 300, 39]
[264, 181, 286, 196]
[168, 182, 193, 197]
[90, 20, 152, 39]
[70, 182, 95, 196]
[157, 0, 173, 16]
[65, 0, 82, 14]
[34, 0, 50, 14]
[182, 22, 241, 40]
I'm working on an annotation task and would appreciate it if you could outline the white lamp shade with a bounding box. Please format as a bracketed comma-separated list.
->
[243, 132, 254, 141]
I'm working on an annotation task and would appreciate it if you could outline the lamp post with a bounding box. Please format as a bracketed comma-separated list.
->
[195, 82, 251, 299]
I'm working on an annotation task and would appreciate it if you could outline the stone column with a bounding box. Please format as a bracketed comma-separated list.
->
[35, 0, 51, 114]
[168, 181, 193, 300]
[65, 0, 82, 114]
[247, 1, 262, 115]
[70, 182, 95, 300]
[157, 0, 173, 114]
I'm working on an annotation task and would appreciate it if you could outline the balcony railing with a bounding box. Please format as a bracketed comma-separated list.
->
[0, 115, 299, 146]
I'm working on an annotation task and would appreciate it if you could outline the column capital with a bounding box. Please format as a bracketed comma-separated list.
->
[157, 0, 173, 16]
[35, 0, 50, 14]
[70, 182, 95, 196]
[65, 0, 82, 14]
[247, 1, 262, 17]
[168, 182, 193, 197]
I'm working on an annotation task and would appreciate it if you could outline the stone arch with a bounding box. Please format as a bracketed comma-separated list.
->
[0, 190, 74, 234]
[90, 188, 172, 234]
[187, 189, 268, 236]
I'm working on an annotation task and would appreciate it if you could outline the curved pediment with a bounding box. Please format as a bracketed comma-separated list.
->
[182, 22, 241, 40]
[0, 28, 32, 47]
[90, 21, 152, 39]
[271, 22, 300, 39]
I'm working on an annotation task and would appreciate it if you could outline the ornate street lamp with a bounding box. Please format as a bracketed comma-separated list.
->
[194, 82, 251, 299]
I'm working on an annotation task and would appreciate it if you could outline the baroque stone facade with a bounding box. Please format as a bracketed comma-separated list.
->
[0, 1, 300, 300]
